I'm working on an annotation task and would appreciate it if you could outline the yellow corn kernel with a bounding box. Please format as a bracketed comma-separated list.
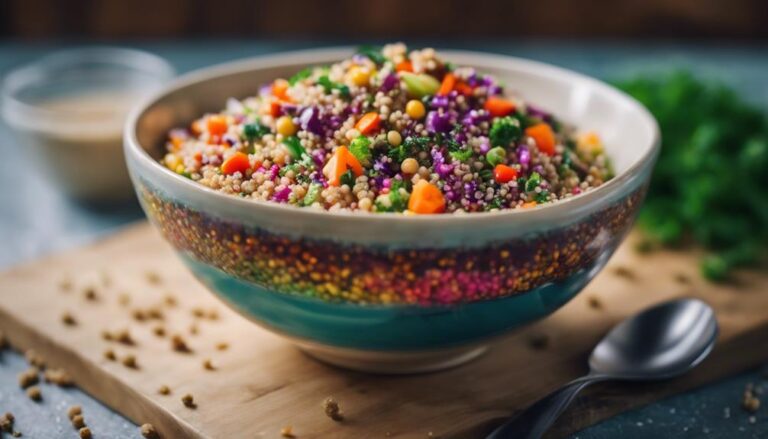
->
[276, 116, 297, 136]
[405, 100, 426, 119]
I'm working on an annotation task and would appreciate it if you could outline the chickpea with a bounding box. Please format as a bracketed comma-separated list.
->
[405, 100, 426, 120]
[276, 116, 297, 136]
[401, 158, 419, 174]
[387, 130, 402, 146]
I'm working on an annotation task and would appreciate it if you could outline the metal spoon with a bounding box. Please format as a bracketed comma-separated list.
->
[487, 298, 718, 439]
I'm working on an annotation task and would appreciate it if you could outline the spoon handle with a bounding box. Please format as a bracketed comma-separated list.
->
[486, 376, 600, 439]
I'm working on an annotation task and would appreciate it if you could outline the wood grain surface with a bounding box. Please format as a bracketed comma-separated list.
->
[0, 222, 766, 439]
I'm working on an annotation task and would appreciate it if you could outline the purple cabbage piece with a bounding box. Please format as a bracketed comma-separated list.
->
[463, 181, 478, 201]
[380, 74, 400, 92]
[299, 107, 324, 135]
[431, 95, 450, 109]
[269, 164, 280, 181]
[222, 134, 238, 146]
[426, 111, 452, 134]
[518, 146, 531, 167]
[477, 136, 491, 154]
[311, 149, 326, 168]
[272, 187, 292, 203]
[461, 110, 490, 127]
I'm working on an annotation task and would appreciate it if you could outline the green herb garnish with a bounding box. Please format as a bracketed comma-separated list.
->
[489, 116, 522, 147]
[282, 136, 306, 160]
[289, 67, 313, 85]
[350, 136, 372, 165]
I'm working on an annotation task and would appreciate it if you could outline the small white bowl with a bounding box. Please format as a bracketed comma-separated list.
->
[1, 47, 174, 204]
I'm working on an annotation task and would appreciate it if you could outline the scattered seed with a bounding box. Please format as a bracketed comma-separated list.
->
[528, 333, 549, 350]
[164, 294, 177, 307]
[158, 385, 171, 395]
[71, 414, 86, 429]
[25, 350, 45, 368]
[44, 368, 73, 387]
[171, 335, 191, 353]
[207, 309, 220, 320]
[145, 271, 162, 285]
[62, 312, 78, 326]
[215, 342, 229, 351]
[674, 272, 692, 284]
[118, 293, 131, 307]
[140, 423, 160, 439]
[122, 354, 139, 369]
[189, 324, 199, 335]
[280, 425, 295, 438]
[634, 239, 655, 254]
[83, 287, 99, 301]
[613, 266, 636, 280]
[147, 308, 164, 320]
[104, 349, 117, 361]
[67, 406, 82, 420]
[18, 368, 39, 389]
[114, 329, 135, 346]
[79, 427, 92, 439]
[191, 308, 206, 319]
[153, 326, 166, 337]
[587, 296, 603, 310]
[743, 384, 761, 413]
[0, 412, 14, 432]
[132, 309, 147, 322]
[181, 394, 196, 409]
[202, 359, 215, 371]
[322, 397, 343, 421]
[26, 386, 42, 401]
[59, 277, 73, 292]
[101, 330, 114, 341]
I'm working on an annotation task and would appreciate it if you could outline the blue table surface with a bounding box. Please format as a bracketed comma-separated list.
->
[0, 39, 766, 438]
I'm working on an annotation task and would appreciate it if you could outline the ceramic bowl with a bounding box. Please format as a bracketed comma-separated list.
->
[124, 48, 659, 373]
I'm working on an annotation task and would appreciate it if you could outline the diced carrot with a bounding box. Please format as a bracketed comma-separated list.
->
[484, 96, 516, 117]
[269, 100, 282, 117]
[193, 151, 203, 162]
[454, 81, 473, 97]
[522, 201, 538, 209]
[408, 180, 446, 214]
[190, 120, 203, 135]
[437, 73, 456, 96]
[354, 112, 381, 135]
[272, 78, 290, 101]
[344, 148, 364, 177]
[323, 146, 352, 186]
[207, 115, 228, 136]
[170, 136, 184, 151]
[395, 60, 413, 72]
[525, 123, 556, 156]
[221, 152, 251, 175]
[493, 164, 518, 183]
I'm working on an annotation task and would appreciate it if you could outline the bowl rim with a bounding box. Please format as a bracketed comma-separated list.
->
[125, 46, 660, 225]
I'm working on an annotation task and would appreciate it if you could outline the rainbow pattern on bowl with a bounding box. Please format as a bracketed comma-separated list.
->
[140, 181, 646, 306]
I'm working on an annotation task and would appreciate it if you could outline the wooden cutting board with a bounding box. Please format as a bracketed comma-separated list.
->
[1, 222, 767, 439]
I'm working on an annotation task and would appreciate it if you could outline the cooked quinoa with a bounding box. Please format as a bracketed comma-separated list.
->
[162, 43, 613, 214]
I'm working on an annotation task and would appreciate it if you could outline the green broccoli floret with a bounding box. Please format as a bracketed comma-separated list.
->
[489, 116, 522, 147]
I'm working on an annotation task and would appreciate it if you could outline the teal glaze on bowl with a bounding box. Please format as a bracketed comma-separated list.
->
[125, 47, 660, 372]
[182, 252, 603, 351]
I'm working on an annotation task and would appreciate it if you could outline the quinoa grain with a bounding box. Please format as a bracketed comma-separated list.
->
[181, 394, 196, 409]
[26, 386, 42, 401]
[322, 397, 343, 421]
[79, 427, 92, 439]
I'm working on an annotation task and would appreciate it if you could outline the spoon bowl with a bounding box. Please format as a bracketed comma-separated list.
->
[589, 298, 718, 379]
[487, 298, 718, 439]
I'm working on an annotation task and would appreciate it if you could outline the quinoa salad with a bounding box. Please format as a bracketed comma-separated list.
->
[161, 43, 613, 214]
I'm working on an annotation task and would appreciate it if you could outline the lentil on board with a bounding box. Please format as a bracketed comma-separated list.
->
[161, 43, 613, 214]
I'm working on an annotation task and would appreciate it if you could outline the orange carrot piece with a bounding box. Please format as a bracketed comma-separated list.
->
[522, 200, 538, 209]
[408, 180, 446, 214]
[484, 96, 516, 117]
[525, 123, 556, 156]
[395, 60, 413, 72]
[493, 164, 518, 183]
[206, 116, 228, 136]
[354, 112, 381, 135]
[269, 101, 282, 117]
[220, 152, 251, 175]
[437, 73, 456, 96]
[324, 146, 359, 186]
[344, 148, 364, 177]
[272, 78, 290, 101]
[454, 81, 473, 97]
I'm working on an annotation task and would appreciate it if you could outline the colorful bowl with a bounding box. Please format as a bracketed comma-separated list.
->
[124, 48, 659, 373]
